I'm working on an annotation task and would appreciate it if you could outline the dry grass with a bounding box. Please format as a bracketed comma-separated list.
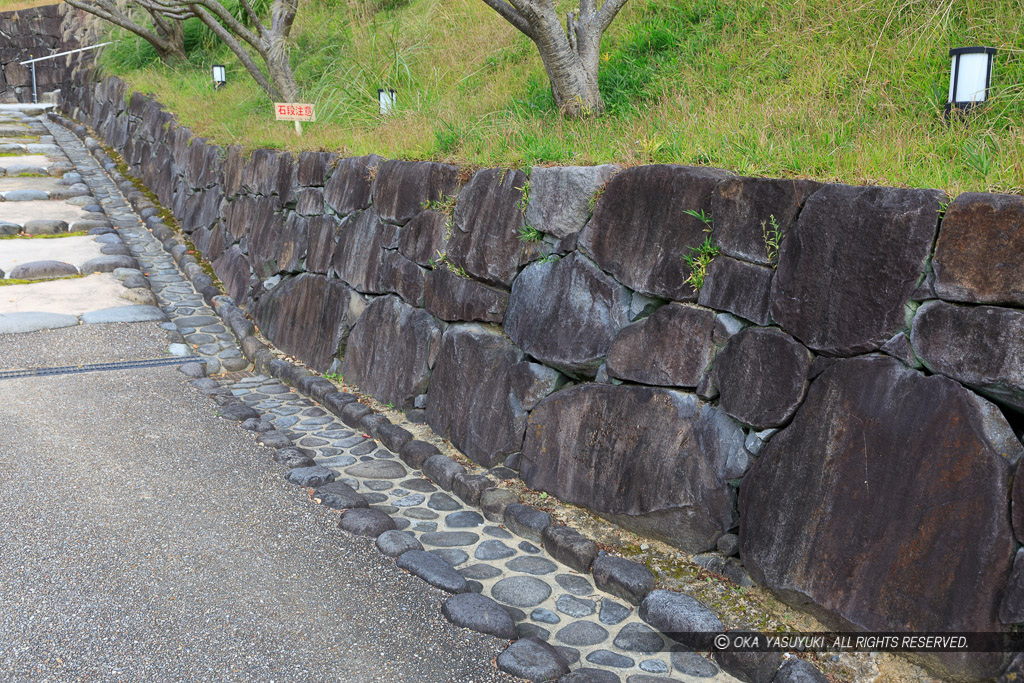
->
[0, 0, 58, 12]
[102, 0, 1024, 195]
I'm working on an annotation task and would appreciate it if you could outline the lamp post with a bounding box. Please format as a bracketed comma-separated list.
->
[212, 64, 227, 90]
[947, 47, 996, 117]
[378, 88, 396, 116]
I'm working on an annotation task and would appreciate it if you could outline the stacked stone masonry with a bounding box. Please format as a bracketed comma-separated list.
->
[63, 71, 1024, 681]
[0, 5, 81, 103]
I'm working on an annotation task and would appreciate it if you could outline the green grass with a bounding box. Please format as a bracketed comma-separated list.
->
[97, 0, 1024, 195]
[0, 274, 84, 286]
[0, 230, 89, 239]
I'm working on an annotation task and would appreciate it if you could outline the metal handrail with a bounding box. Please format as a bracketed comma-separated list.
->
[18, 42, 114, 104]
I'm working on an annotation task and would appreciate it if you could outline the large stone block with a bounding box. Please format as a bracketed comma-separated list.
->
[504, 253, 631, 378]
[932, 192, 1024, 306]
[222, 145, 246, 197]
[525, 165, 620, 239]
[296, 150, 337, 187]
[324, 154, 379, 216]
[605, 303, 717, 388]
[713, 327, 812, 429]
[697, 256, 773, 326]
[379, 249, 427, 307]
[398, 210, 449, 267]
[739, 355, 1020, 681]
[426, 324, 526, 467]
[254, 274, 354, 371]
[712, 177, 821, 266]
[306, 215, 340, 274]
[578, 164, 731, 301]
[769, 184, 942, 356]
[332, 209, 399, 293]
[223, 194, 281, 242]
[522, 384, 745, 552]
[910, 300, 1024, 412]
[212, 245, 253, 307]
[424, 267, 508, 323]
[241, 148, 293, 200]
[249, 211, 306, 277]
[342, 295, 443, 409]
[372, 160, 461, 225]
[180, 187, 222, 235]
[1016, 460, 1024, 544]
[448, 167, 541, 287]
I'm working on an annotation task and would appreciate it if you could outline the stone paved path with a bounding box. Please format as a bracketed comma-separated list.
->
[1, 105, 744, 682]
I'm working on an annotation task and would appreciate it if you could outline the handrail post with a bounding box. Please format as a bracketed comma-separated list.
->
[31, 61, 37, 104]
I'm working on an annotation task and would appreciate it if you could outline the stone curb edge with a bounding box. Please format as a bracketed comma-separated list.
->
[46, 110, 831, 683]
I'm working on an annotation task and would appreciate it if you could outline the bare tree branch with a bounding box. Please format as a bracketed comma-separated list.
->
[479, 0, 535, 40]
[190, 4, 281, 98]
[595, 0, 629, 32]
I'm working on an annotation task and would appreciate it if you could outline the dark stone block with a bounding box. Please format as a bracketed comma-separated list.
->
[713, 640, 783, 683]
[542, 525, 598, 573]
[999, 550, 1024, 624]
[503, 503, 552, 543]
[398, 209, 449, 266]
[396, 550, 471, 593]
[217, 402, 260, 422]
[497, 638, 570, 682]
[880, 332, 921, 368]
[254, 274, 354, 372]
[249, 211, 306, 278]
[377, 423, 412, 453]
[558, 667, 620, 683]
[481, 488, 518, 523]
[306, 215, 340, 274]
[379, 249, 427, 306]
[452, 472, 494, 506]
[769, 184, 942, 355]
[509, 361, 565, 411]
[606, 303, 717, 388]
[332, 209, 400, 294]
[772, 658, 828, 683]
[223, 194, 281, 243]
[447, 167, 534, 287]
[322, 391, 358, 417]
[713, 327, 812, 429]
[341, 402, 373, 428]
[324, 154, 379, 216]
[579, 164, 731, 301]
[315, 481, 368, 510]
[639, 589, 723, 650]
[296, 150, 336, 187]
[422, 454, 466, 490]
[373, 159, 461, 225]
[441, 592, 518, 639]
[1015, 459, 1024, 544]
[697, 256, 774, 326]
[592, 555, 655, 606]
[376, 529, 423, 557]
[523, 384, 744, 552]
[424, 267, 508, 323]
[911, 300, 1024, 412]
[295, 188, 324, 216]
[933, 192, 1024, 306]
[426, 324, 525, 467]
[286, 465, 336, 488]
[399, 440, 440, 469]
[505, 253, 631, 378]
[712, 176, 821, 266]
[339, 507, 396, 537]
[739, 356, 1020, 682]
[241, 148, 293, 200]
[273, 447, 315, 469]
[342, 295, 442, 410]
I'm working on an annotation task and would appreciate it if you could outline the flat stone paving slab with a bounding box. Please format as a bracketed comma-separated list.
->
[0, 310, 78, 334]
[0, 235, 104, 273]
[0, 154, 53, 168]
[0, 177, 66, 193]
[0, 200, 88, 226]
[0, 273, 133, 316]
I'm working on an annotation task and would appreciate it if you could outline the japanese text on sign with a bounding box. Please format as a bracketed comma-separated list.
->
[274, 103, 316, 122]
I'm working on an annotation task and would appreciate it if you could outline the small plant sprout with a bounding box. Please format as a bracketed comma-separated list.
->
[518, 225, 544, 242]
[516, 178, 531, 214]
[421, 194, 458, 216]
[682, 234, 719, 291]
[683, 208, 713, 231]
[761, 214, 782, 267]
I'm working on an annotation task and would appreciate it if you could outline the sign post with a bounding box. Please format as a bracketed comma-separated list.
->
[275, 103, 316, 136]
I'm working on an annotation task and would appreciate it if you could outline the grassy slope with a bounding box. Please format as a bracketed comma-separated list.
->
[101, 0, 1024, 195]
[0, 0, 58, 11]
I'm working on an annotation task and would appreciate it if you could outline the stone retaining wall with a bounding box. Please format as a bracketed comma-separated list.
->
[63, 71, 1024, 681]
[0, 4, 79, 103]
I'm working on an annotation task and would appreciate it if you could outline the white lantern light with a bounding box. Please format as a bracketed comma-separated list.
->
[212, 64, 227, 90]
[947, 47, 996, 116]
[378, 88, 396, 116]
